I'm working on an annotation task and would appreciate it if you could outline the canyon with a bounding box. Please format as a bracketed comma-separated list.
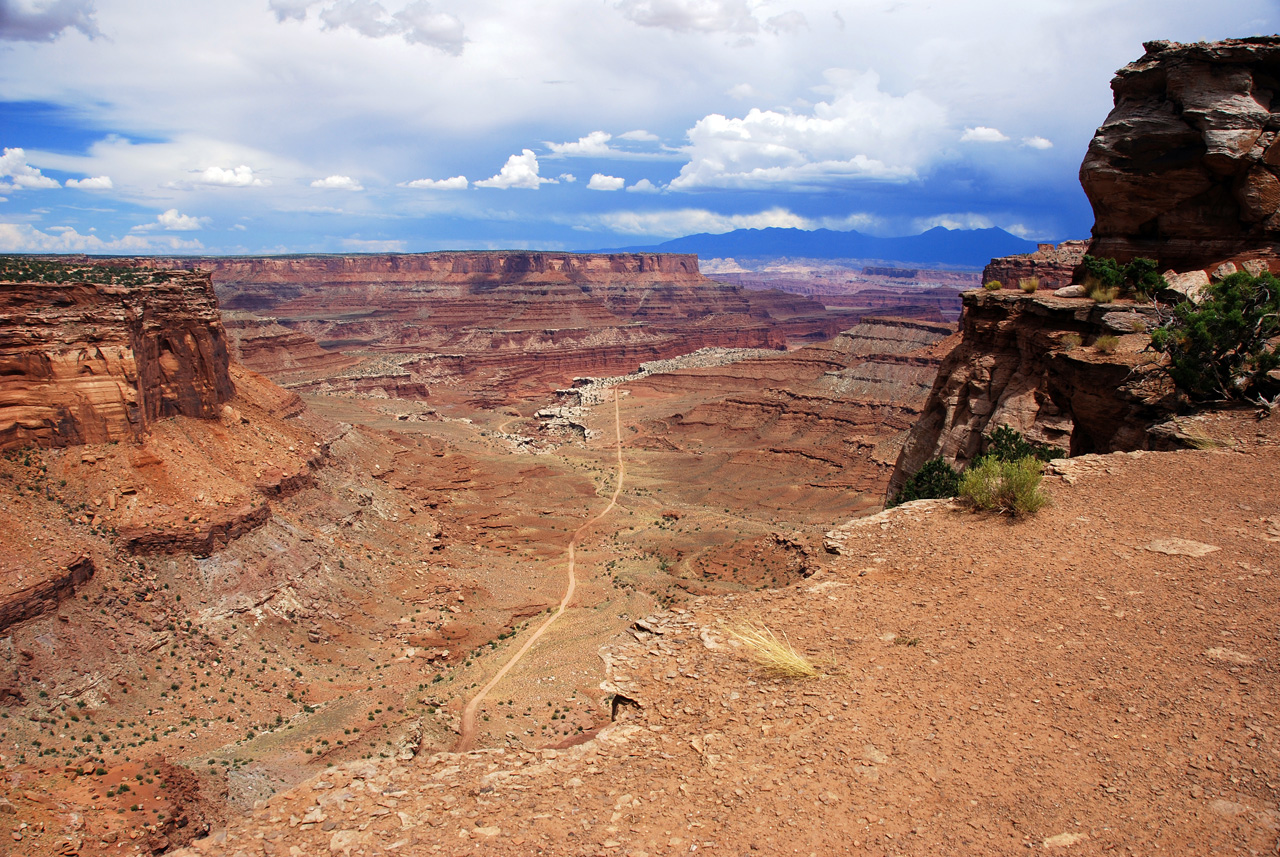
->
[3, 34, 1280, 857]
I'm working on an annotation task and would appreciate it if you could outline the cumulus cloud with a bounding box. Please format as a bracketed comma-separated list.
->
[547, 131, 615, 157]
[618, 130, 659, 142]
[596, 206, 813, 237]
[912, 212, 995, 232]
[626, 178, 659, 193]
[63, 175, 113, 189]
[0, 221, 201, 252]
[196, 165, 269, 187]
[475, 150, 555, 189]
[670, 70, 947, 190]
[0, 0, 100, 42]
[615, 0, 759, 34]
[960, 126, 1009, 143]
[587, 173, 625, 191]
[277, 0, 466, 54]
[0, 147, 61, 190]
[1022, 135, 1054, 150]
[310, 174, 364, 190]
[558, 173, 577, 183]
[401, 175, 468, 189]
[132, 208, 208, 232]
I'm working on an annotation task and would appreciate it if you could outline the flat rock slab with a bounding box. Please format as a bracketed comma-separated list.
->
[1144, 538, 1220, 557]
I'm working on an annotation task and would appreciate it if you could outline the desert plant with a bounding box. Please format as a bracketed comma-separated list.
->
[958, 456, 1048, 515]
[1094, 334, 1120, 353]
[887, 457, 960, 507]
[1060, 333, 1082, 351]
[728, 621, 819, 679]
[974, 425, 1064, 465]
[983, 280, 1002, 291]
[1149, 270, 1280, 401]
[1085, 282, 1119, 303]
[1019, 276, 1040, 294]
[1078, 255, 1165, 302]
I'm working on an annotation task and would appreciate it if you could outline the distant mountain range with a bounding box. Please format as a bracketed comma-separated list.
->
[602, 226, 1047, 269]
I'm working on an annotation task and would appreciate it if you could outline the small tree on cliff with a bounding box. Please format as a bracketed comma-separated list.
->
[1150, 270, 1280, 402]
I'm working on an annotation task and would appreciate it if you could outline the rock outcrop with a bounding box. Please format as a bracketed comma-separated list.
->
[134, 252, 852, 402]
[0, 554, 95, 633]
[982, 241, 1089, 290]
[0, 271, 234, 450]
[888, 290, 1179, 494]
[1081, 38, 1280, 271]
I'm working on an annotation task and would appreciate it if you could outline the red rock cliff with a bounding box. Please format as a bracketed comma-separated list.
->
[1081, 37, 1280, 271]
[0, 271, 234, 450]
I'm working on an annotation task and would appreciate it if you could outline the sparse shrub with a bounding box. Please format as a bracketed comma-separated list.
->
[983, 280, 1002, 291]
[1060, 333, 1082, 351]
[1078, 255, 1165, 302]
[1019, 276, 1040, 294]
[1149, 270, 1280, 402]
[888, 457, 959, 507]
[958, 456, 1048, 515]
[1094, 334, 1121, 354]
[1085, 282, 1119, 303]
[728, 621, 820, 679]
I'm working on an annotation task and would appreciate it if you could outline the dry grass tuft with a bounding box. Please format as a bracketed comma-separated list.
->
[728, 621, 820, 679]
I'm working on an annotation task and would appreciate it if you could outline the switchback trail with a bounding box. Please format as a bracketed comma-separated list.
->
[453, 390, 626, 752]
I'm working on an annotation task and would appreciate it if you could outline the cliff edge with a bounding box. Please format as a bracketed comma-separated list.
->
[0, 266, 234, 450]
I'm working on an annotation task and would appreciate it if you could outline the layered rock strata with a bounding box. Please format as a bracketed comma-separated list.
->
[1081, 38, 1280, 271]
[982, 241, 1089, 290]
[0, 272, 234, 450]
[888, 290, 1179, 494]
[137, 252, 853, 401]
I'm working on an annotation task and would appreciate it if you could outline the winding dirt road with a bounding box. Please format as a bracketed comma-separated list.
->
[453, 390, 626, 752]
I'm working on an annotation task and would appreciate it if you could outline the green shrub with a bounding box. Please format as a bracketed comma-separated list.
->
[1149, 270, 1280, 401]
[1078, 255, 1165, 302]
[983, 280, 1002, 291]
[888, 457, 960, 507]
[974, 425, 1064, 465]
[959, 456, 1048, 515]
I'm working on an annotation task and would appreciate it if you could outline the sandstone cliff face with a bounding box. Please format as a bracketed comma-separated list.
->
[0, 273, 234, 450]
[888, 291, 1178, 494]
[982, 241, 1089, 290]
[143, 252, 848, 403]
[1081, 38, 1280, 271]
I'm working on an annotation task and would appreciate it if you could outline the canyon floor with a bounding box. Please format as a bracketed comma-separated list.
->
[175, 408, 1280, 857]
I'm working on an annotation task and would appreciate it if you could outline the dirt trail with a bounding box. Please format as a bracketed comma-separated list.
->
[453, 391, 626, 752]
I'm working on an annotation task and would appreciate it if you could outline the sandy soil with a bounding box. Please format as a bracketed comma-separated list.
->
[159, 409, 1280, 856]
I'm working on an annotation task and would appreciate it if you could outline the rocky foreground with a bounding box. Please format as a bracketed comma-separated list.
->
[164, 412, 1280, 856]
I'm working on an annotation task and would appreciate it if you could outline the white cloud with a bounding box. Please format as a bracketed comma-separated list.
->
[670, 70, 946, 190]
[0, 147, 62, 190]
[1022, 135, 1054, 150]
[63, 175, 113, 189]
[558, 173, 577, 183]
[727, 83, 755, 100]
[960, 126, 1009, 143]
[394, 1, 466, 55]
[547, 131, 615, 157]
[626, 178, 659, 193]
[763, 11, 807, 34]
[618, 130, 659, 142]
[132, 208, 208, 232]
[279, 0, 466, 54]
[595, 206, 812, 237]
[0, 0, 100, 42]
[0, 222, 201, 252]
[197, 164, 269, 187]
[311, 174, 364, 190]
[912, 212, 995, 232]
[475, 150, 555, 189]
[587, 173, 625, 191]
[615, 0, 759, 34]
[402, 175, 468, 189]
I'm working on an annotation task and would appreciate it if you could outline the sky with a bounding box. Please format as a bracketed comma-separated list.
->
[0, 1, 1276, 256]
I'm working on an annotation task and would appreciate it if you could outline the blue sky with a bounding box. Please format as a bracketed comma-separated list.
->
[1, 0, 1276, 255]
